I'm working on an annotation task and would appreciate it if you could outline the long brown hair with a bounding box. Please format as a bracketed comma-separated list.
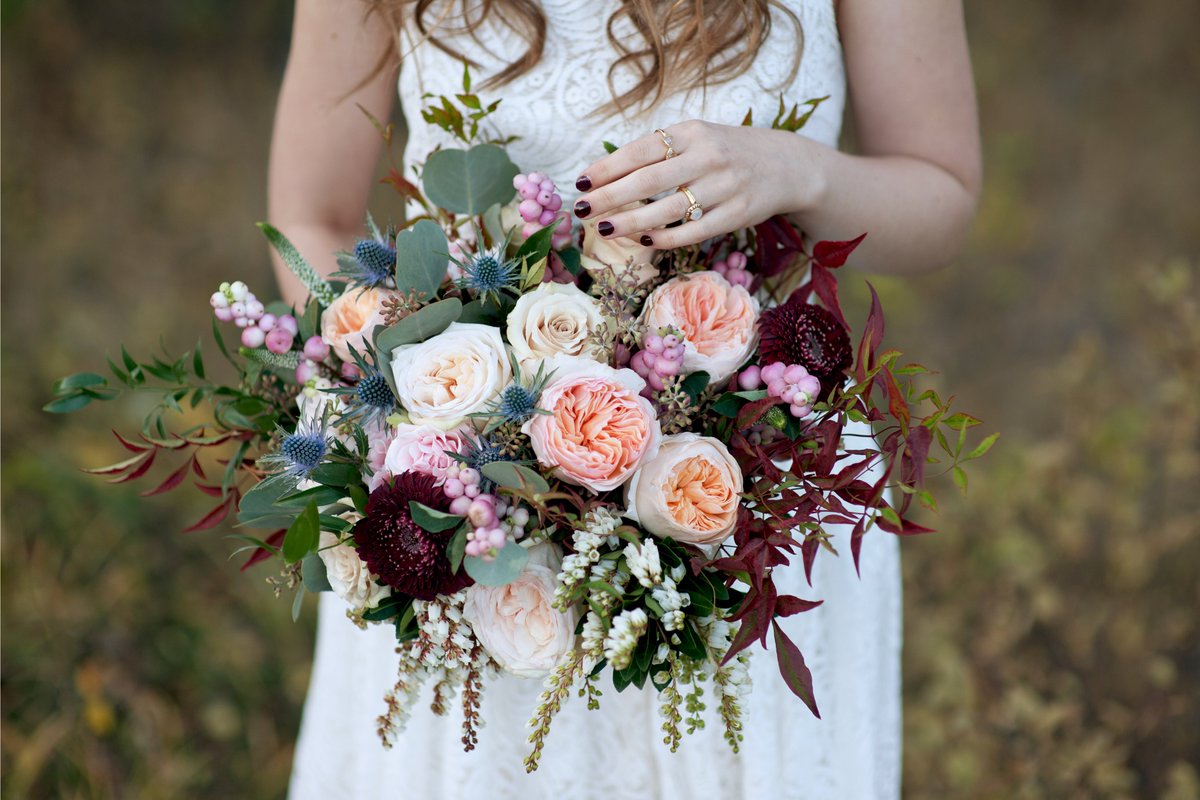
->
[365, 0, 802, 116]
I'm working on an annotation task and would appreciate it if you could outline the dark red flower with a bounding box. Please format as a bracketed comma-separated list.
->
[758, 295, 853, 395]
[352, 473, 471, 600]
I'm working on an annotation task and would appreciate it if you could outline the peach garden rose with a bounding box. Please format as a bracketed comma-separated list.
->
[639, 270, 760, 383]
[625, 432, 743, 547]
[522, 355, 661, 493]
[320, 286, 399, 363]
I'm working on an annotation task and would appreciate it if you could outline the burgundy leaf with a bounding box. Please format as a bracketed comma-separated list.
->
[735, 397, 781, 431]
[850, 518, 867, 576]
[240, 529, 287, 571]
[194, 482, 225, 498]
[776, 594, 824, 617]
[801, 536, 819, 585]
[811, 265, 849, 330]
[854, 283, 886, 382]
[883, 367, 910, 430]
[139, 456, 194, 497]
[773, 621, 820, 717]
[81, 452, 151, 476]
[812, 233, 867, 269]
[110, 450, 157, 483]
[111, 429, 150, 453]
[182, 494, 236, 533]
[722, 604, 768, 666]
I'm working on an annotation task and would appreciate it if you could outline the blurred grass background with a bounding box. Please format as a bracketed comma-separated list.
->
[2, 1, 1197, 798]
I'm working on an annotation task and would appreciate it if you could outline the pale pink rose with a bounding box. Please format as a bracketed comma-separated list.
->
[389, 323, 512, 430]
[521, 355, 661, 493]
[320, 286, 399, 363]
[317, 529, 391, 611]
[640, 271, 760, 383]
[625, 433, 743, 547]
[506, 282, 606, 364]
[368, 424, 469, 491]
[462, 543, 577, 678]
[579, 201, 660, 285]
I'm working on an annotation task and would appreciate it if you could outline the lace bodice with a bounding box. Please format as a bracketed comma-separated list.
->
[290, 3, 902, 798]
[398, 0, 846, 193]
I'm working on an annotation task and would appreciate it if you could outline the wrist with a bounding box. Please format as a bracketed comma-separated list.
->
[774, 131, 834, 221]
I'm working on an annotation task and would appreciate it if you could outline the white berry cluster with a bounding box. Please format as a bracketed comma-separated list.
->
[603, 608, 649, 670]
[554, 507, 621, 610]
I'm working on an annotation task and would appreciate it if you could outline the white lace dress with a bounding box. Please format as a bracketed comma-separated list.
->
[289, 1, 901, 797]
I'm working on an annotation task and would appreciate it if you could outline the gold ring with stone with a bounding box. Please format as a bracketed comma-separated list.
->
[655, 128, 678, 160]
[678, 185, 703, 222]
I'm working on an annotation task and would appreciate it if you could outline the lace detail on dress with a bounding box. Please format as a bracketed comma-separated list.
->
[290, 2, 902, 798]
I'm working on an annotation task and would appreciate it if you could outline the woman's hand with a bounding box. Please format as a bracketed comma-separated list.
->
[571, 121, 826, 250]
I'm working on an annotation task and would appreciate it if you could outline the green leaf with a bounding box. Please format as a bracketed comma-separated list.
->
[952, 465, 968, 495]
[879, 505, 902, 528]
[192, 343, 206, 379]
[258, 222, 338, 306]
[679, 371, 710, 402]
[55, 372, 107, 392]
[943, 412, 982, 431]
[408, 501, 464, 532]
[711, 393, 745, 419]
[557, 247, 583, 276]
[421, 144, 519, 215]
[966, 432, 1000, 460]
[481, 461, 550, 494]
[291, 588, 306, 622]
[43, 393, 94, 414]
[297, 298, 320, 342]
[375, 297, 463, 355]
[514, 222, 555, 267]
[349, 485, 369, 515]
[601, 140, 618, 154]
[236, 473, 300, 529]
[278, 483, 344, 509]
[457, 298, 504, 326]
[447, 524, 468, 574]
[302, 551, 333, 592]
[283, 502, 320, 564]
[464, 543, 529, 586]
[310, 462, 360, 488]
[394, 219, 449, 300]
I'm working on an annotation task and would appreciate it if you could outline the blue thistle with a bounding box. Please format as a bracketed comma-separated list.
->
[473, 354, 555, 428]
[332, 216, 397, 289]
[458, 436, 516, 492]
[452, 241, 519, 301]
[259, 408, 331, 484]
[327, 343, 399, 428]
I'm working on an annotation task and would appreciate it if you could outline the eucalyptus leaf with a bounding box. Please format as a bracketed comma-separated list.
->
[421, 144, 519, 215]
[464, 543, 530, 586]
[394, 219, 450, 300]
[302, 551, 332, 593]
[291, 587, 306, 622]
[408, 501, 464, 533]
[481, 461, 550, 494]
[374, 297, 463, 356]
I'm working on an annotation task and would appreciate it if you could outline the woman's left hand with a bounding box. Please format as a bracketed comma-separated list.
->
[571, 120, 822, 250]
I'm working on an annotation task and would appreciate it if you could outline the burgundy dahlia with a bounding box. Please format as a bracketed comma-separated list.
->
[352, 472, 472, 601]
[758, 296, 853, 394]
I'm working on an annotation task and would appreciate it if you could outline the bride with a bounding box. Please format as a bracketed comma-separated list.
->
[272, 0, 979, 797]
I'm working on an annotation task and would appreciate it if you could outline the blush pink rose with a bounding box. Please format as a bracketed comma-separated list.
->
[521, 355, 661, 493]
[367, 423, 469, 492]
[461, 543, 577, 678]
[640, 271, 760, 383]
[320, 286, 399, 363]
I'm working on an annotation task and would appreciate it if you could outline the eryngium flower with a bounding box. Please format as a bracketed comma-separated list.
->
[352, 473, 472, 600]
[757, 297, 852, 395]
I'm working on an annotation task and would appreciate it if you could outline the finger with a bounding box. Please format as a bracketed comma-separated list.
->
[592, 177, 725, 242]
[574, 123, 694, 193]
[574, 153, 696, 221]
[638, 198, 744, 250]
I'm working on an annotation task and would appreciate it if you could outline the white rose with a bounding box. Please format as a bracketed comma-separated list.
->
[389, 322, 512, 430]
[579, 201, 660, 285]
[625, 432, 743, 547]
[317, 530, 391, 610]
[461, 543, 578, 678]
[506, 282, 607, 365]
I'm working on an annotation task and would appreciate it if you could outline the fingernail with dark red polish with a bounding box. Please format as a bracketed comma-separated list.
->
[575, 175, 592, 192]
[640, 235, 654, 246]
[573, 200, 591, 218]
[597, 221, 614, 237]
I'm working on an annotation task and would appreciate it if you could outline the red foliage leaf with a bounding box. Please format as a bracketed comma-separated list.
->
[774, 621, 820, 717]
[811, 264, 848, 330]
[883, 367, 910, 430]
[875, 513, 936, 536]
[139, 456, 194, 497]
[194, 483, 225, 498]
[111, 429, 150, 453]
[735, 397, 781, 431]
[81, 452, 151, 476]
[109, 449, 157, 483]
[380, 168, 423, 203]
[241, 529, 287, 571]
[183, 493, 236, 533]
[722, 603, 769, 665]
[812, 233, 867, 269]
[191, 456, 207, 481]
[801, 536, 819, 585]
[776, 595, 823, 617]
[854, 283, 886, 382]
[752, 215, 807, 278]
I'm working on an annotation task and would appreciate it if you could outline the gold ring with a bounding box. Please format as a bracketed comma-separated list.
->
[678, 185, 703, 222]
[655, 128, 678, 160]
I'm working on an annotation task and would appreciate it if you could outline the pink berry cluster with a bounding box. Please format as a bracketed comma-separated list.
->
[739, 362, 822, 418]
[295, 336, 331, 384]
[630, 329, 686, 392]
[513, 172, 572, 249]
[211, 281, 299, 353]
[712, 250, 753, 289]
[443, 464, 531, 561]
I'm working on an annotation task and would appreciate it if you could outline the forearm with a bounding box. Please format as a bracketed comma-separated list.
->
[784, 135, 979, 276]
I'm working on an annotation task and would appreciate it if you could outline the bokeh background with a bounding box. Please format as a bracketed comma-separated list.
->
[3, 1, 1197, 797]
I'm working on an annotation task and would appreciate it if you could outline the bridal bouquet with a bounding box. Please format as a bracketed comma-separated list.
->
[47, 82, 993, 771]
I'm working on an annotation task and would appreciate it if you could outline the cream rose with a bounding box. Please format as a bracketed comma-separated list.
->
[507, 282, 606, 364]
[461, 543, 578, 678]
[317, 530, 391, 610]
[639, 271, 760, 383]
[368, 424, 469, 491]
[522, 355, 661, 493]
[625, 433, 743, 547]
[580, 201, 660, 285]
[320, 286, 398, 363]
[389, 322, 512, 430]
